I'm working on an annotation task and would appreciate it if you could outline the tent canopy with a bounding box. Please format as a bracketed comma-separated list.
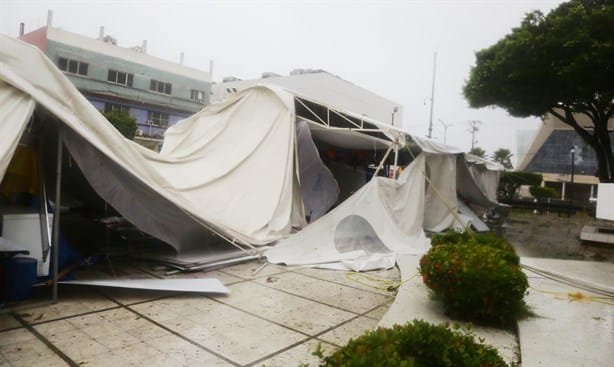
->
[0, 35, 502, 262]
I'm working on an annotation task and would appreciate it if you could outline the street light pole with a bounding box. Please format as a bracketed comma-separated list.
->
[569, 147, 575, 216]
[570, 147, 575, 185]
[438, 119, 452, 144]
[427, 52, 437, 138]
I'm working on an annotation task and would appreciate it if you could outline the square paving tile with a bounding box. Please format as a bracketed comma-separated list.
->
[96, 287, 179, 306]
[84, 341, 162, 367]
[255, 271, 393, 314]
[129, 299, 185, 323]
[294, 266, 401, 296]
[220, 260, 290, 280]
[16, 287, 117, 324]
[133, 294, 216, 317]
[0, 330, 67, 367]
[257, 338, 337, 367]
[0, 314, 20, 332]
[32, 308, 164, 365]
[167, 269, 244, 285]
[38, 327, 108, 363]
[364, 301, 393, 320]
[221, 281, 355, 335]
[318, 316, 379, 346]
[144, 334, 233, 366]
[156, 298, 305, 365]
[0, 328, 37, 347]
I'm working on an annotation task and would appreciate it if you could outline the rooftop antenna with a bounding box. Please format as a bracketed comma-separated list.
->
[427, 52, 437, 138]
[47, 10, 53, 27]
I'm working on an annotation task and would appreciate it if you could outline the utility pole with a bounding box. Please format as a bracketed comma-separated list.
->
[468, 120, 482, 150]
[427, 52, 437, 139]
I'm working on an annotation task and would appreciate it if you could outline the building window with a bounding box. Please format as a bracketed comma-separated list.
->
[190, 89, 206, 103]
[149, 79, 172, 95]
[108, 69, 134, 87]
[147, 111, 169, 127]
[58, 57, 88, 76]
[104, 103, 130, 114]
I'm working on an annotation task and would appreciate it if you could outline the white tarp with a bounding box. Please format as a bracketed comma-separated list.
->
[423, 153, 462, 232]
[0, 35, 502, 264]
[295, 120, 339, 221]
[0, 35, 304, 251]
[265, 155, 429, 271]
[462, 153, 502, 205]
[0, 82, 35, 180]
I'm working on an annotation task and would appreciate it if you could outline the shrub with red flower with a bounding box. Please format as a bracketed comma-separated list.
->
[311, 319, 509, 367]
[419, 231, 528, 328]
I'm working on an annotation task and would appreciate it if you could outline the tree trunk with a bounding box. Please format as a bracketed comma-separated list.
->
[594, 113, 614, 182]
[550, 108, 614, 183]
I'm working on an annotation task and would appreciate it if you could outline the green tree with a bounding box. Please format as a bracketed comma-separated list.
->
[103, 109, 137, 139]
[469, 147, 486, 158]
[463, 0, 614, 182]
[492, 148, 514, 170]
[498, 171, 543, 199]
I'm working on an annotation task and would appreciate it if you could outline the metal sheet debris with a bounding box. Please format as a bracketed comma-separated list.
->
[60, 278, 229, 294]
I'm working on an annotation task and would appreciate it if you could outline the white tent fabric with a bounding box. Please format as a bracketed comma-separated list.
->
[462, 153, 502, 205]
[265, 155, 429, 271]
[0, 83, 35, 180]
[156, 85, 307, 244]
[295, 120, 339, 221]
[0, 35, 305, 251]
[1, 35, 503, 266]
[410, 134, 464, 155]
[423, 153, 462, 232]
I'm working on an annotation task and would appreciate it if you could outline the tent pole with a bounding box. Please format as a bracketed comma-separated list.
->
[373, 144, 394, 178]
[52, 125, 63, 303]
[37, 140, 52, 263]
[393, 143, 399, 179]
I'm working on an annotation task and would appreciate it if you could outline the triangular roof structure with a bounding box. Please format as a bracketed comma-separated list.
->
[213, 70, 403, 127]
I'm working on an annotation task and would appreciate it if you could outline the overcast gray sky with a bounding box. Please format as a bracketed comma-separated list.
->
[2, 0, 565, 165]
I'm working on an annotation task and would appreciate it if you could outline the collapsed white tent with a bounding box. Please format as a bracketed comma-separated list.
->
[265, 148, 503, 270]
[266, 154, 429, 270]
[1, 35, 502, 268]
[0, 35, 311, 253]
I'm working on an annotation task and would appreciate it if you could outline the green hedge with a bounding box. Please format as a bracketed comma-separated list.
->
[420, 231, 527, 327]
[430, 230, 519, 265]
[311, 320, 509, 367]
[498, 171, 543, 199]
[528, 185, 559, 199]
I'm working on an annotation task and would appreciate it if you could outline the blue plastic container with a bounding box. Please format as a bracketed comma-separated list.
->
[3, 257, 37, 301]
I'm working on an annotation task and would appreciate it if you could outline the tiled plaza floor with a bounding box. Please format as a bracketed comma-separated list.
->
[0, 259, 399, 367]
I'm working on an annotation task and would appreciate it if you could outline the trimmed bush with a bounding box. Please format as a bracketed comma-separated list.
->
[420, 231, 527, 327]
[529, 185, 559, 199]
[498, 171, 542, 199]
[311, 320, 509, 367]
[430, 230, 519, 265]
